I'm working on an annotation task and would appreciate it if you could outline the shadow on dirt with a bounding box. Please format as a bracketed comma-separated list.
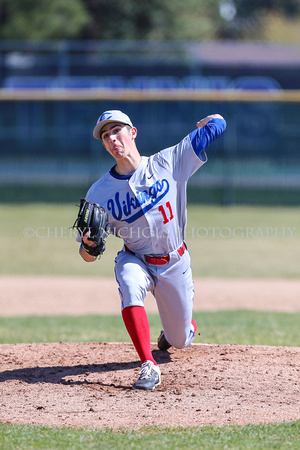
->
[0, 349, 171, 386]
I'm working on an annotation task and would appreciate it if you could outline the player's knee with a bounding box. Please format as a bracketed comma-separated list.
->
[119, 283, 147, 309]
[166, 328, 195, 349]
[167, 336, 186, 349]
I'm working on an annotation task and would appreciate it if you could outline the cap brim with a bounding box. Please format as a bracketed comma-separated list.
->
[93, 120, 112, 139]
[93, 120, 132, 139]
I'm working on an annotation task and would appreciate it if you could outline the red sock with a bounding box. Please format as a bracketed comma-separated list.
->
[191, 318, 197, 334]
[122, 306, 156, 365]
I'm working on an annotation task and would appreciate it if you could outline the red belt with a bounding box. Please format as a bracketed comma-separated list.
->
[125, 242, 186, 265]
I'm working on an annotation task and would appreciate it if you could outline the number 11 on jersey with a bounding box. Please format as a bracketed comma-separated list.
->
[158, 201, 174, 224]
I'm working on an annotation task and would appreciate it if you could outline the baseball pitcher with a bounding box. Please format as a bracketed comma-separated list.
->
[73, 110, 226, 390]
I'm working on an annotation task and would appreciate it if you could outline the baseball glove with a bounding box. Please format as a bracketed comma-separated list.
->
[72, 198, 108, 257]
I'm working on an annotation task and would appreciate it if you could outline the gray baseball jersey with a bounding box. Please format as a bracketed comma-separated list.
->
[86, 132, 209, 254]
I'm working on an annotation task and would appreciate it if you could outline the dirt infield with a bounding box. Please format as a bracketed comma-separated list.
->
[0, 276, 299, 429]
[1, 276, 300, 315]
[0, 342, 299, 429]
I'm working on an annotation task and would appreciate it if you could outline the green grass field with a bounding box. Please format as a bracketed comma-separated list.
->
[0, 421, 299, 449]
[0, 204, 299, 448]
[1, 204, 299, 278]
[0, 311, 299, 347]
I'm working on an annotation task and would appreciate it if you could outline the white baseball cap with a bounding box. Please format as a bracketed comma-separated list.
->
[93, 110, 133, 139]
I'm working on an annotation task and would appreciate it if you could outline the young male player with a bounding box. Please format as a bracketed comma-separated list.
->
[79, 110, 226, 390]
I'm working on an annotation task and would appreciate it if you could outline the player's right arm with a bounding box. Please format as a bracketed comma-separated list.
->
[79, 232, 97, 262]
[77, 178, 107, 263]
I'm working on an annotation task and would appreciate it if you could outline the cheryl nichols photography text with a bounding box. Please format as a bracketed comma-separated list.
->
[23, 226, 296, 240]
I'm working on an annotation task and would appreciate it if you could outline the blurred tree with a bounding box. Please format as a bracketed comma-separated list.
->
[217, 0, 300, 39]
[80, 0, 222, 40]
[81, 0, 174, 40]
[234, 0, 300, 17]
[0, 0, 300, 41]
[0, 0, 90, 39]
[263, 11, 300, 42]
[80, 0, 300, 41]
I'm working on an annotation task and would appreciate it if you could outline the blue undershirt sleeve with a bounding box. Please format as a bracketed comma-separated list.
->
[189, 118, 227, 158]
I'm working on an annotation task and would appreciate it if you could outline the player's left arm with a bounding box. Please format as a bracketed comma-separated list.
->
[156, 113, 226, 181]
[190, 114, 227, 158]
[196, 114, 225, 129]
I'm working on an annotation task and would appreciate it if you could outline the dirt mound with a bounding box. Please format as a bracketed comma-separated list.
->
[0, 342, 299, 429]
[0, 276, 299, 428]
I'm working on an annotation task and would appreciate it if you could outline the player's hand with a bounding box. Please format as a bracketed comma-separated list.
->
[197, 114, 224, 129]
[80, 231, 97, 262]
[82, 231, 97, 247]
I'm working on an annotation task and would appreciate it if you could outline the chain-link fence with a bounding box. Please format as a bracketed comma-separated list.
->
[0, 95, 299, 205]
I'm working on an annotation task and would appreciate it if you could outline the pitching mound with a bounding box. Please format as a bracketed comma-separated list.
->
[0, 342, 299, 429]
